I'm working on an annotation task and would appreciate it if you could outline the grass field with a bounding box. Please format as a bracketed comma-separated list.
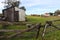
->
[0, 16, 60, 40]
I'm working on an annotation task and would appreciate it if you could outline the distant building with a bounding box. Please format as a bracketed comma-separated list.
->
[2, 6, 26, 22]
[58, 15, 60, 16]
[44, 13, 50, 16]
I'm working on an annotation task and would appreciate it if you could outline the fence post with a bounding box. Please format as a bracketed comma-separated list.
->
[36, 23, 41, 39]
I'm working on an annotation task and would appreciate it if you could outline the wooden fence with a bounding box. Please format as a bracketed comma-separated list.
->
[0, 19, 60, 40]
[0, 23, 41, 39]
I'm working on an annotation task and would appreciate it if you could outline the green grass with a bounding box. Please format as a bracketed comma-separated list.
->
[0, 16, 60, 40]
[27, 16, 60, 23]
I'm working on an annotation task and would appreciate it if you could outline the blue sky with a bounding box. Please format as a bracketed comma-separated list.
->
[0, 0, 60, 15]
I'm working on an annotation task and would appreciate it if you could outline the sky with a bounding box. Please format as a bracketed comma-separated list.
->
[0, 0, 60, 15]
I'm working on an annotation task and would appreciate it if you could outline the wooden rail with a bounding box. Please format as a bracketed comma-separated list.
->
[0, 23, 41, 39]
[0, 29, 22, 32]
[0, 19, 60, 39]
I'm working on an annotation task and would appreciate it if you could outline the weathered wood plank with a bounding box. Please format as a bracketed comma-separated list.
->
[0, 29, 22, 32]
[7, 23, 41, 38]
[0, 23, 41, 39]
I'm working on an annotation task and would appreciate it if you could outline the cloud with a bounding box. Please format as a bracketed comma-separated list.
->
[20, 0, 40, 7]
[20, 0, 60, 15]
[26, 8, 58, 15]
[0, 0, 60, 14]
[0, 2, 5, 13]
[21, 0, 60, 7]
[0, 0, 5, 13]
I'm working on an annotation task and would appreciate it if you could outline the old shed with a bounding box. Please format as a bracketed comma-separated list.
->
[2, 6, 26, 22]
